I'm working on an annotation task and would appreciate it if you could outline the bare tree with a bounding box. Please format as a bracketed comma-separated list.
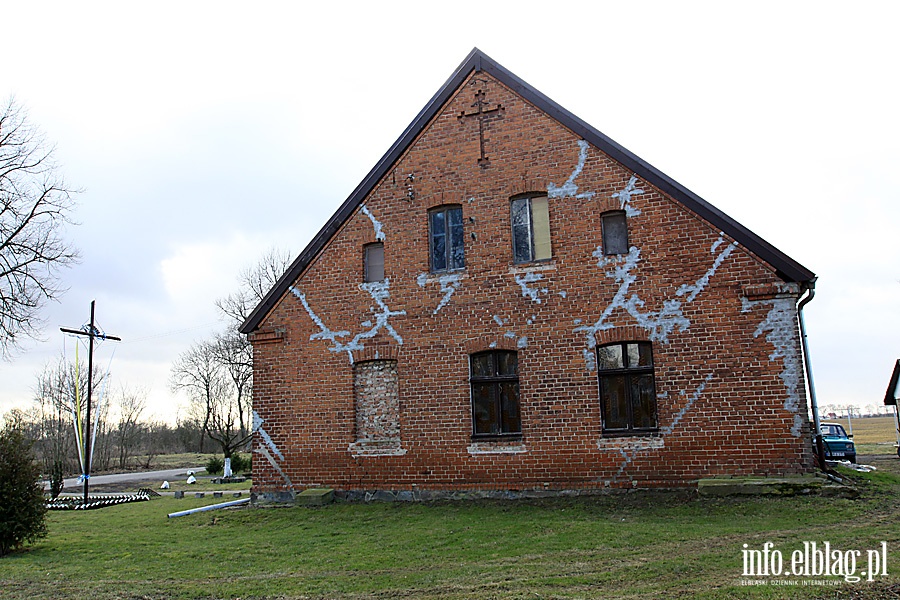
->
[113, 386, 147, 470]
[171, 341, 220, 453]
[216, 246, 291, 324]
[31, 355, 104, 494]
[170, 339, 251, 458]
[0, 98, 79, 358]
[211, 247, 290, 446]
[167, 249, 290, 458]
[213, 330, 252, 440]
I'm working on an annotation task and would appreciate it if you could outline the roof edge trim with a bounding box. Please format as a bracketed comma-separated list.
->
[241, 48, 815, 334]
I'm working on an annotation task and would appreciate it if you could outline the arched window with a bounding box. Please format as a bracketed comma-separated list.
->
[470, 350, 521, 437]
[511, 195, 551, 263]
[429, 205, 465, 272]
[597, 342, 657, 433]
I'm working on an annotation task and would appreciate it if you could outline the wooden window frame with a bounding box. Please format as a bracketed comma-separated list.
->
[470, 350, 522, 439]
[597, 341, 658, 435]
[428, 205, 465, 273]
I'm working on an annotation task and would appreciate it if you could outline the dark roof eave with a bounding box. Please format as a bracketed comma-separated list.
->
[885, 359, 900, 406]
[240, 48, 816, 334]
[239, 49, 485, 334]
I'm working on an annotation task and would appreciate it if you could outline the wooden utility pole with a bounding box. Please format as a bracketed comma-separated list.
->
[60, 300, 121, 503]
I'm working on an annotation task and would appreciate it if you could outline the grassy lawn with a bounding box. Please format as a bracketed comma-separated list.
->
[163, 478, 252, 493]
[3, 458, 900, 599]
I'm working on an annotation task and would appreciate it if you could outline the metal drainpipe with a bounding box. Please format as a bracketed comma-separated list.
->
[797, 280, 824, 468]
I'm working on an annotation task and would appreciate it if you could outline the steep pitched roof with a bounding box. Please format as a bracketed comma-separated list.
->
[240, 48, 815, 335]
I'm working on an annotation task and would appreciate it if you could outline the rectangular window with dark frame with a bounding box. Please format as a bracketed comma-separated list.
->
[429, 205, 465, 272]
[601, 211, 629, 255]
[597, 342, 657, 433]
[511, 195, 552, 263]
[364, 242, 384, 283]
[470, 350, 521, 437]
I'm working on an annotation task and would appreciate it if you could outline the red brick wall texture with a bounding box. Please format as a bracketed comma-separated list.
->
[248, 67, 814, 498]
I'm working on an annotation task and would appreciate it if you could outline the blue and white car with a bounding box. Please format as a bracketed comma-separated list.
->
[819, 423, 857, 464]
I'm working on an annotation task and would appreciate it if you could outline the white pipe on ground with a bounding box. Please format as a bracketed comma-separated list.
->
[167, 497, 250, 518]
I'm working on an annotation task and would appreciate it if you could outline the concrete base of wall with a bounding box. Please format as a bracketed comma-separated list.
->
[252, 485, 696, 504]
[697, 474, 858, 498]
[298, 488, 335, 506]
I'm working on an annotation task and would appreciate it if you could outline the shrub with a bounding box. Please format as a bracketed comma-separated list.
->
[205, 456, 224, 475]
[48, 460, 65, 499]
[230, 453, 251, 474]
[0, 424, 48, 556]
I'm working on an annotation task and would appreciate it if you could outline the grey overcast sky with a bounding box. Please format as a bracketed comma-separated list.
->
[1, 1, 898, 421]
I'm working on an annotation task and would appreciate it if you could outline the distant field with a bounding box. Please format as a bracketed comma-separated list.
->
[126, 452, 216, 471]
[831, 415, 897, 443]
[822, 415, 899, 456]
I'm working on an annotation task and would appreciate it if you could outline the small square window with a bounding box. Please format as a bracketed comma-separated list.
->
[601, 211, 628, 255]
[365, 243, 384, 282]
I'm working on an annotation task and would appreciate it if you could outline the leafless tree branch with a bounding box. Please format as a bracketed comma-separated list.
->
[0, 97, 80, 358]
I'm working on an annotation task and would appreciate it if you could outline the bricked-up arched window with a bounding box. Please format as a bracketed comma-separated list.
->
[353, 359, 401, 448]
[601, 211, 628, 255]
[429, 205, 465, 272]
[511, 195, 552, 263]
[470, 350, 521, 437]
[597, 342, 658, 433]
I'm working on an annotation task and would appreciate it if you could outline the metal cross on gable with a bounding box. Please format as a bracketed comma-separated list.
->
[457, 85, 504, 166]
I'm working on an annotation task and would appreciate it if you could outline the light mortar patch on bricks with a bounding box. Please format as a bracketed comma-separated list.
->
[612, 174, 644, 217]
[252, 410, 292, 489]
[360, 204, 386, 241]
[253, 410, 284, 461]
[548, 139, 595, 199]
[290, 281, 406, 363]
[676, 238, 736, 302]
[515, 271, 549, 304]
[744, 295, 806, 437]
[660, 372, 715, 436]
[576, 237, 737, 370]
[494, 314, 528, 349]
[417, 272, 463, 314]
[604, 373, 714, 480]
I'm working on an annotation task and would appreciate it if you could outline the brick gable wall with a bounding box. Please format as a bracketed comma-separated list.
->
[249, 71, 813, 498]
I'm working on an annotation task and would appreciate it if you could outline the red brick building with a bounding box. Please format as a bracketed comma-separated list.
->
[240, 49, 817, 501]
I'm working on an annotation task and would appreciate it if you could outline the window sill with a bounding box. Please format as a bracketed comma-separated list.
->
[508, 262, 556, 275]
[418, 271, 468, 284]
[348, 439, 407, 457]
[597, 435, 663, 452]
[467, 439, 527, 455]
[470, 433, 522, 442]
[600, 429, 659, 438]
